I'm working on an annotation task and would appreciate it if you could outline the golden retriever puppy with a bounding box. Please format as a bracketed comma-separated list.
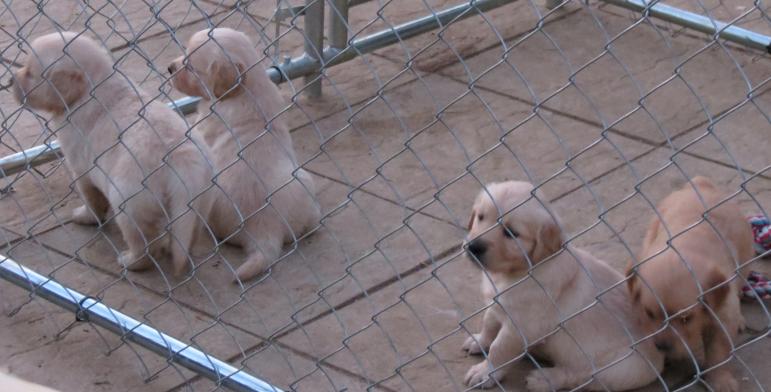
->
[627, 176, 754, 392]
[12, 32, 214, 275]
[463, 181, 663, 391]
[168, 28, 320, 282]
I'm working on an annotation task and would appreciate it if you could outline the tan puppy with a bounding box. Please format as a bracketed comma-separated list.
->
[463, 181, 663, 391]
[627, 176, 754, 392]
[12, 32, 214, 275]
[168, 28, 320, 282]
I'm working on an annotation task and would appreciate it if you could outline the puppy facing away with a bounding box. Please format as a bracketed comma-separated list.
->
[12, 32, 214, 275]
[627, 176, 754, 392]
[463, 181, 663, 391]
[168, 28, 320, 282]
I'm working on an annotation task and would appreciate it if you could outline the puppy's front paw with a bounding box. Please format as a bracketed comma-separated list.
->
[462, 334, 488, 355]
[71, 205, 100, 225]
[706, 371, 739, 392]
[464, 361, 500, 389]
[525, 370, 553, 392]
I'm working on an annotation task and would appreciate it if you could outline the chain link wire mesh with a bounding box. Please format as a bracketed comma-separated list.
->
[0, 0, 770, 391]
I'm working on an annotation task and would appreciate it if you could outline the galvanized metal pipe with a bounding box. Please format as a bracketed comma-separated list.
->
[330, 0, 519, 64]
[0, 141, 62, 177]
[329, 0, 350, 50]
[268, 0, 520, 82]
[0, 255, 283, 392]
[603, 0, 771, 52]
[303, 0, 325, 97]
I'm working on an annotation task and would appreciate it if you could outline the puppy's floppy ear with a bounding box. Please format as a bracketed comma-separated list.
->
[45, 69, 86, 110]
[529, 214, 563, 263]
[467, 209, 476, 231]
[211, 60, 245, 98]
[703, 268, 729, 310]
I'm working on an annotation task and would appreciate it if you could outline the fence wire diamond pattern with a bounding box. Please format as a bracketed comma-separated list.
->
[0, 0, 770, 391]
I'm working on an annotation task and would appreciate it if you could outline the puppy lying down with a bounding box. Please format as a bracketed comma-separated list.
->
[12, 32, 214, 275]
[168, 28, 320, 282]
[628, 176, 754, 392]
[463, 181, 663, 391]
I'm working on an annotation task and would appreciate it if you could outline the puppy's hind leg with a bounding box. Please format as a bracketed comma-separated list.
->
[234, 224, 282, 283]
[72, 178, 109, 225]
[114, 205, 165, 271]
[167, 193, 214, 277]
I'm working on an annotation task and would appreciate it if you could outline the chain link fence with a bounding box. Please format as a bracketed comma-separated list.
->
[0, 0, 770, 391]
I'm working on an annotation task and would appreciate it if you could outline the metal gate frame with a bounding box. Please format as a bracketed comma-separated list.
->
[1, 0, 769, 390]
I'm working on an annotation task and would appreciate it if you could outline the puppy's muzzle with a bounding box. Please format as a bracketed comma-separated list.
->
[466, 239, 488, 266]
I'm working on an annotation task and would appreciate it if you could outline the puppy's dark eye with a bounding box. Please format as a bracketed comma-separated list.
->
[645, 309, 655, 320]
[477, 214, 484, 221]
[503, 226, 519, 239]
[679, 315, 690, 324]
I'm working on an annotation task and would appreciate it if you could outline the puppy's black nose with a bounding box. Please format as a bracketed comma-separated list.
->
[167, 64, 176, 75]
[654, 340, 672, 352]
[467, 240, 488, 260]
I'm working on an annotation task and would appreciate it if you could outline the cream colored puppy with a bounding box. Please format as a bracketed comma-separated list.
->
[463, 181, 663, 391]
[12, 32, 214, 275]
[627, 176, 754, 392]
[168, 28, 320, 282]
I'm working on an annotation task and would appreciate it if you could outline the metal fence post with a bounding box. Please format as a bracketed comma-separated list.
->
[329, 0, 349, 52]
[304, 0, 325, 98]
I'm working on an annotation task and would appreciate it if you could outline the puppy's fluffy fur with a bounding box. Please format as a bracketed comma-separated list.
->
[168, 28, 320, 282]
[463, 181, 663, 391]
[628, 176, 754, 392]
[13, 32, 214, 274]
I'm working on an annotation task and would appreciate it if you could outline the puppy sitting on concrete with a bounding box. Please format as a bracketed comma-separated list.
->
[627, 176, 754, 392]
[14, 32, 212, 274]
[168, 28, 320, 282]
[12, 32, 214, 275]
[463, 181, 663, 391]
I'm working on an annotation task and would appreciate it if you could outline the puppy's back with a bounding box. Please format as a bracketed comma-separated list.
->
[641, 176, 753, 275]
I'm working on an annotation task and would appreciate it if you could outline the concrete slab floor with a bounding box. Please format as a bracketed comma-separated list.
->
[0, 0, 769, 391]
[276, 146, 771, 392]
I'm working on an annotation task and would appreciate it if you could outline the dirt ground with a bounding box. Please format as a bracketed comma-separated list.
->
[0, 0, 769, 391]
